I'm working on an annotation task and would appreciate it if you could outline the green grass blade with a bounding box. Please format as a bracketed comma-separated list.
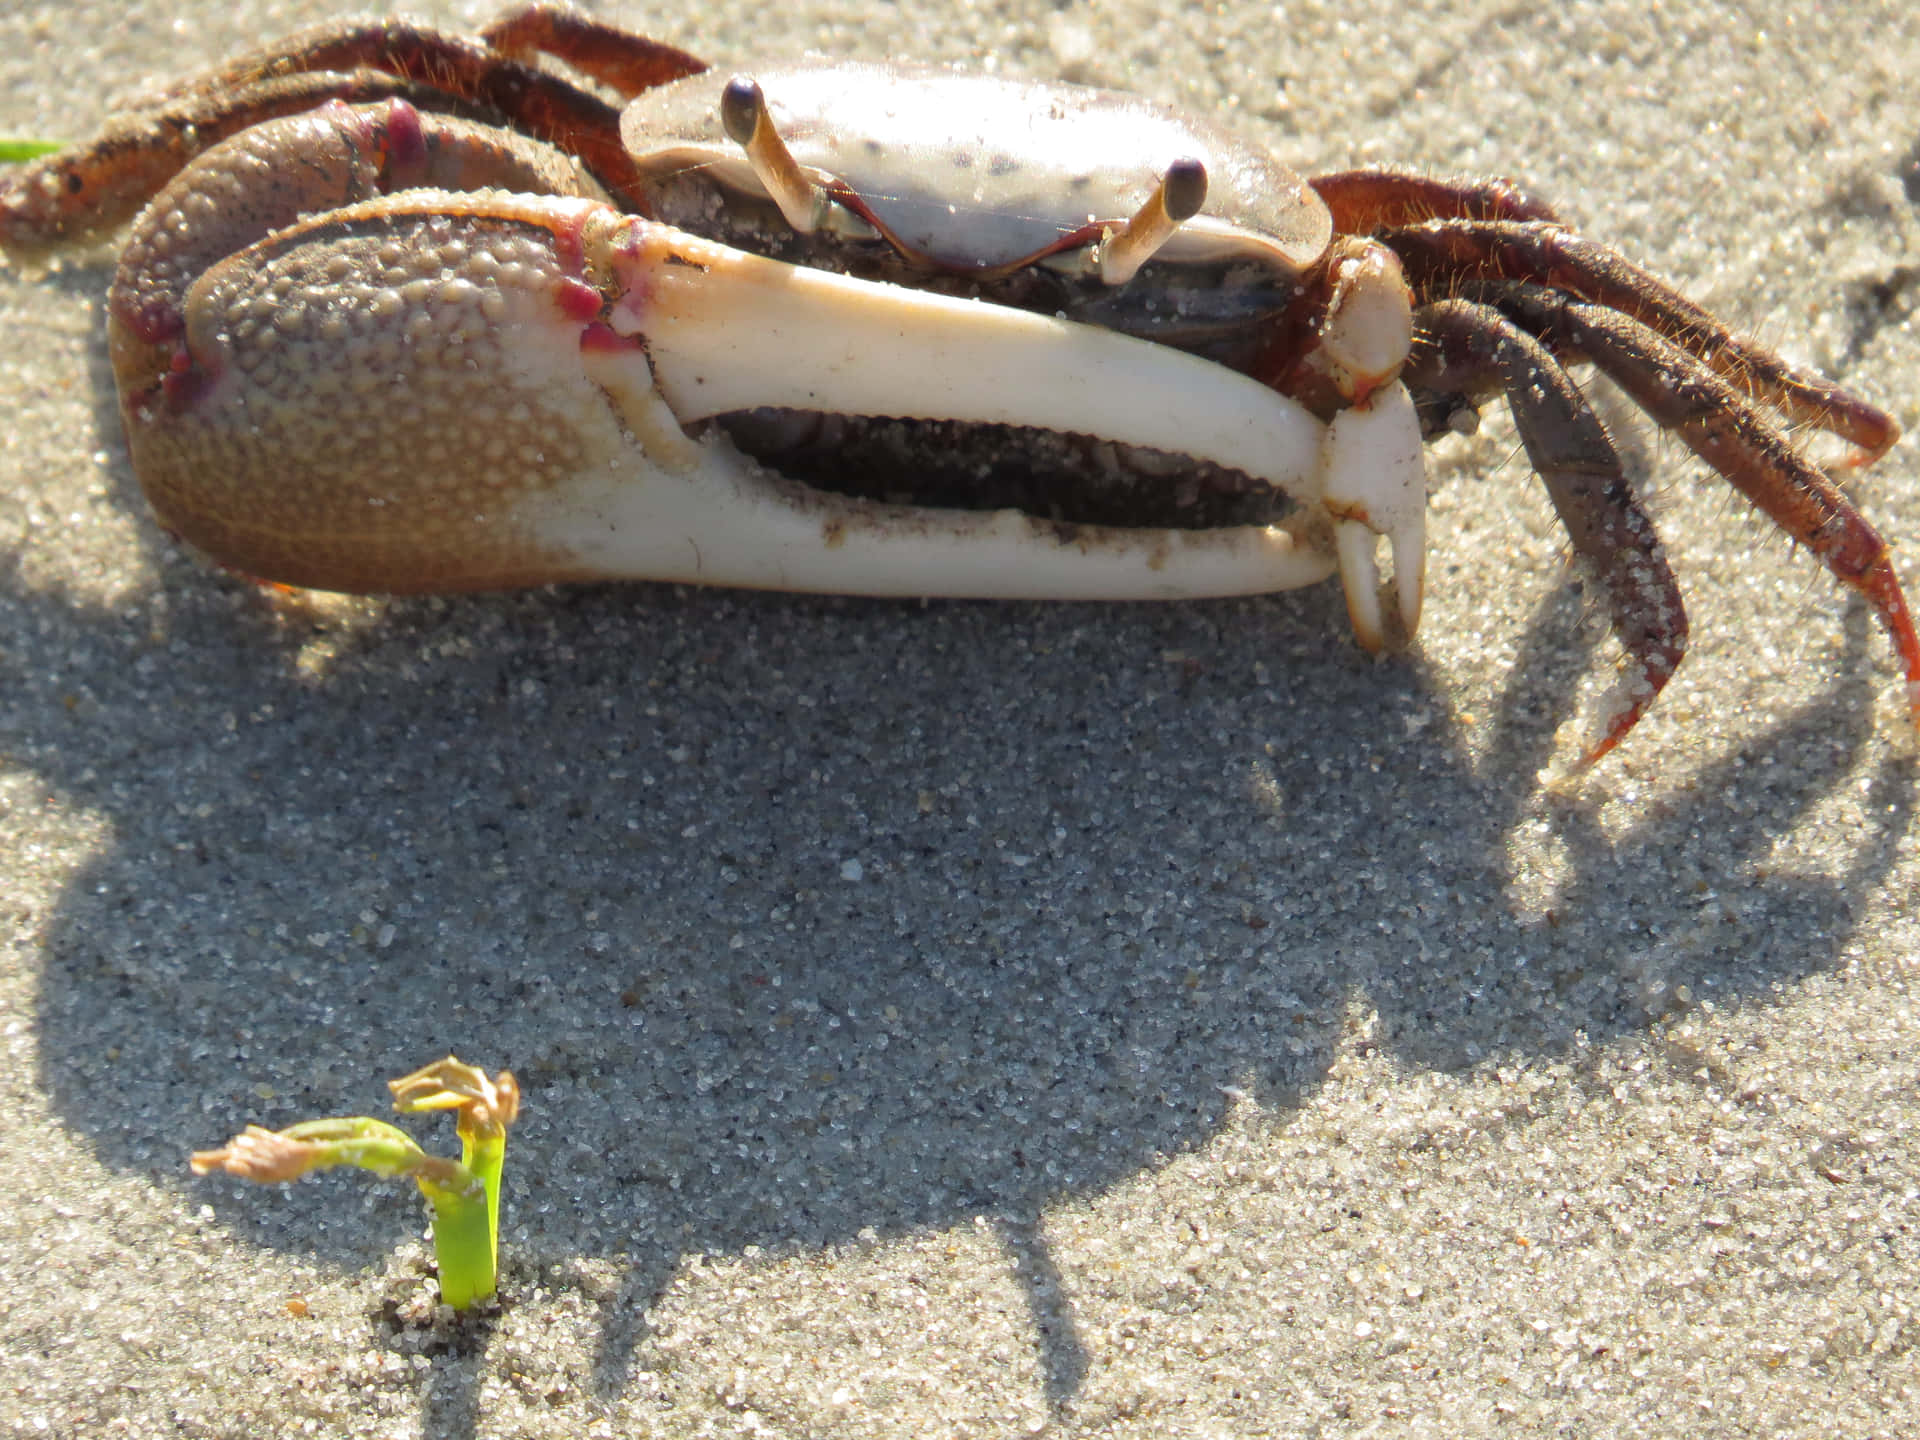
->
[0, 138, 65, 162]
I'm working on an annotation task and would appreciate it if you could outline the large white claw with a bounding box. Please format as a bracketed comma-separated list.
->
[539, 217, 1342, 600]
[1319, 382, 1427, 649]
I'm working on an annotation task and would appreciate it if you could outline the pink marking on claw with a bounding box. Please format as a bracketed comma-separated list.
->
[115, 298, 186, 347]
[154, 339, 223, 414]
[379, 98, 430, 188]
[160, 363, 213, 414]
[554, 276, 603, 324]
[600, 219, 656, 307]
[543, 204, 597, 277]
[579, 320, 642, 353]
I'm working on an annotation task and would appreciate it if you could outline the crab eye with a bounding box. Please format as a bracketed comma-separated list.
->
[718, 74, 832, 234]
[1096, 156, 1209, 286]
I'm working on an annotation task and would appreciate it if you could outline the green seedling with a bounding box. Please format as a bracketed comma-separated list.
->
[0, 138, 65, 162]
[191, 1057, 520, 1310]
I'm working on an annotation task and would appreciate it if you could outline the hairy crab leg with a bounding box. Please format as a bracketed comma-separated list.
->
[476, 2, 708, 97]
[0, 5, 704, 250]
[185, 4, 704, 209]
[1314, 173, 1898, 463]
[1410, 299, 1687, 765]
[1310, 169, 1565, 229]
[1488, 282, 1920, 730]
[1386, 219, 1901, 463]
[1328, 173, 1915, 737]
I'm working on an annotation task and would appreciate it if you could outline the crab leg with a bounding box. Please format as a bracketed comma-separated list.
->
[1486, 283, 1920, 728]
[476, 3, 708, 98]
[1309, 169, 1564, 232]
[1313, 176, 1897, 463]
[1410, 298, 1687, 765]
[186, 4, 706, 204]
[0, 5, 704, 250]
[1387, 219, 1901, 463]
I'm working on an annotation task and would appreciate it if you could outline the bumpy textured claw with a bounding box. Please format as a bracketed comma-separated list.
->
[106, 100, 1341, 602]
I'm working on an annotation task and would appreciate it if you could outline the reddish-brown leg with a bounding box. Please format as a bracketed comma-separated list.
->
[191, 6, 706, 202]
[1310, 169, 1565, 231]
[1484, 280, 1920, 735]
[0, 71, 461, 251]
[0, 4, 707, 251]
[1383, 218, 1900, 463]
[478, 3, 708, 97]
[1410, 298, 1689, 765]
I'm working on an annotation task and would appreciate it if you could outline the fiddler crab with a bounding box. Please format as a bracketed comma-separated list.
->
[2, 4, 1914, 766]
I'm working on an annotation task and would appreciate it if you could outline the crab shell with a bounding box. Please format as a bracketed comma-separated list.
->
[91, 60, 1427, 643]
[619, 61, 1331, 276]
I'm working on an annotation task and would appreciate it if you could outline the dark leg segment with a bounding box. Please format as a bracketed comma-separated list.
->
[1310, 169, 1564, 231]
[1387, 219, 1900, 462]
[1487, 280, 1920, 731]
[0, 4, 707, 251]
[1409, 298, 1689, 765]
[479, 3, 707, 98]
[157, 9, 698, 214]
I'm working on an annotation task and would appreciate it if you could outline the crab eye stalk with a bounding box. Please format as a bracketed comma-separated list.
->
[1097, 156, 1209, 286]
[719, 74, 833, 235]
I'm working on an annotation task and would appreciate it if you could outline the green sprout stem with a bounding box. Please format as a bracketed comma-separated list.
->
[413, 1157, 494, 1310]
[459, 1109, 509, 1283]
[192, 1057, 519, 1310]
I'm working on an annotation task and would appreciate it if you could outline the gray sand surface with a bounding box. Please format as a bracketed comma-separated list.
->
[2, 1, 1918, 1435]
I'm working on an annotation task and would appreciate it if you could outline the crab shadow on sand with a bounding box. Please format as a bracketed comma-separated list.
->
[5, 331, 1911, 1432]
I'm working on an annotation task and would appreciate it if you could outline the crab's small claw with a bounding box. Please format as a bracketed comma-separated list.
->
[1321, 383, 1428, 648]
[1300, 236, 1426, 647]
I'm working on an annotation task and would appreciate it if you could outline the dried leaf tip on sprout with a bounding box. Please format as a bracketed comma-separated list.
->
[191, 1057, 518, 1309]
